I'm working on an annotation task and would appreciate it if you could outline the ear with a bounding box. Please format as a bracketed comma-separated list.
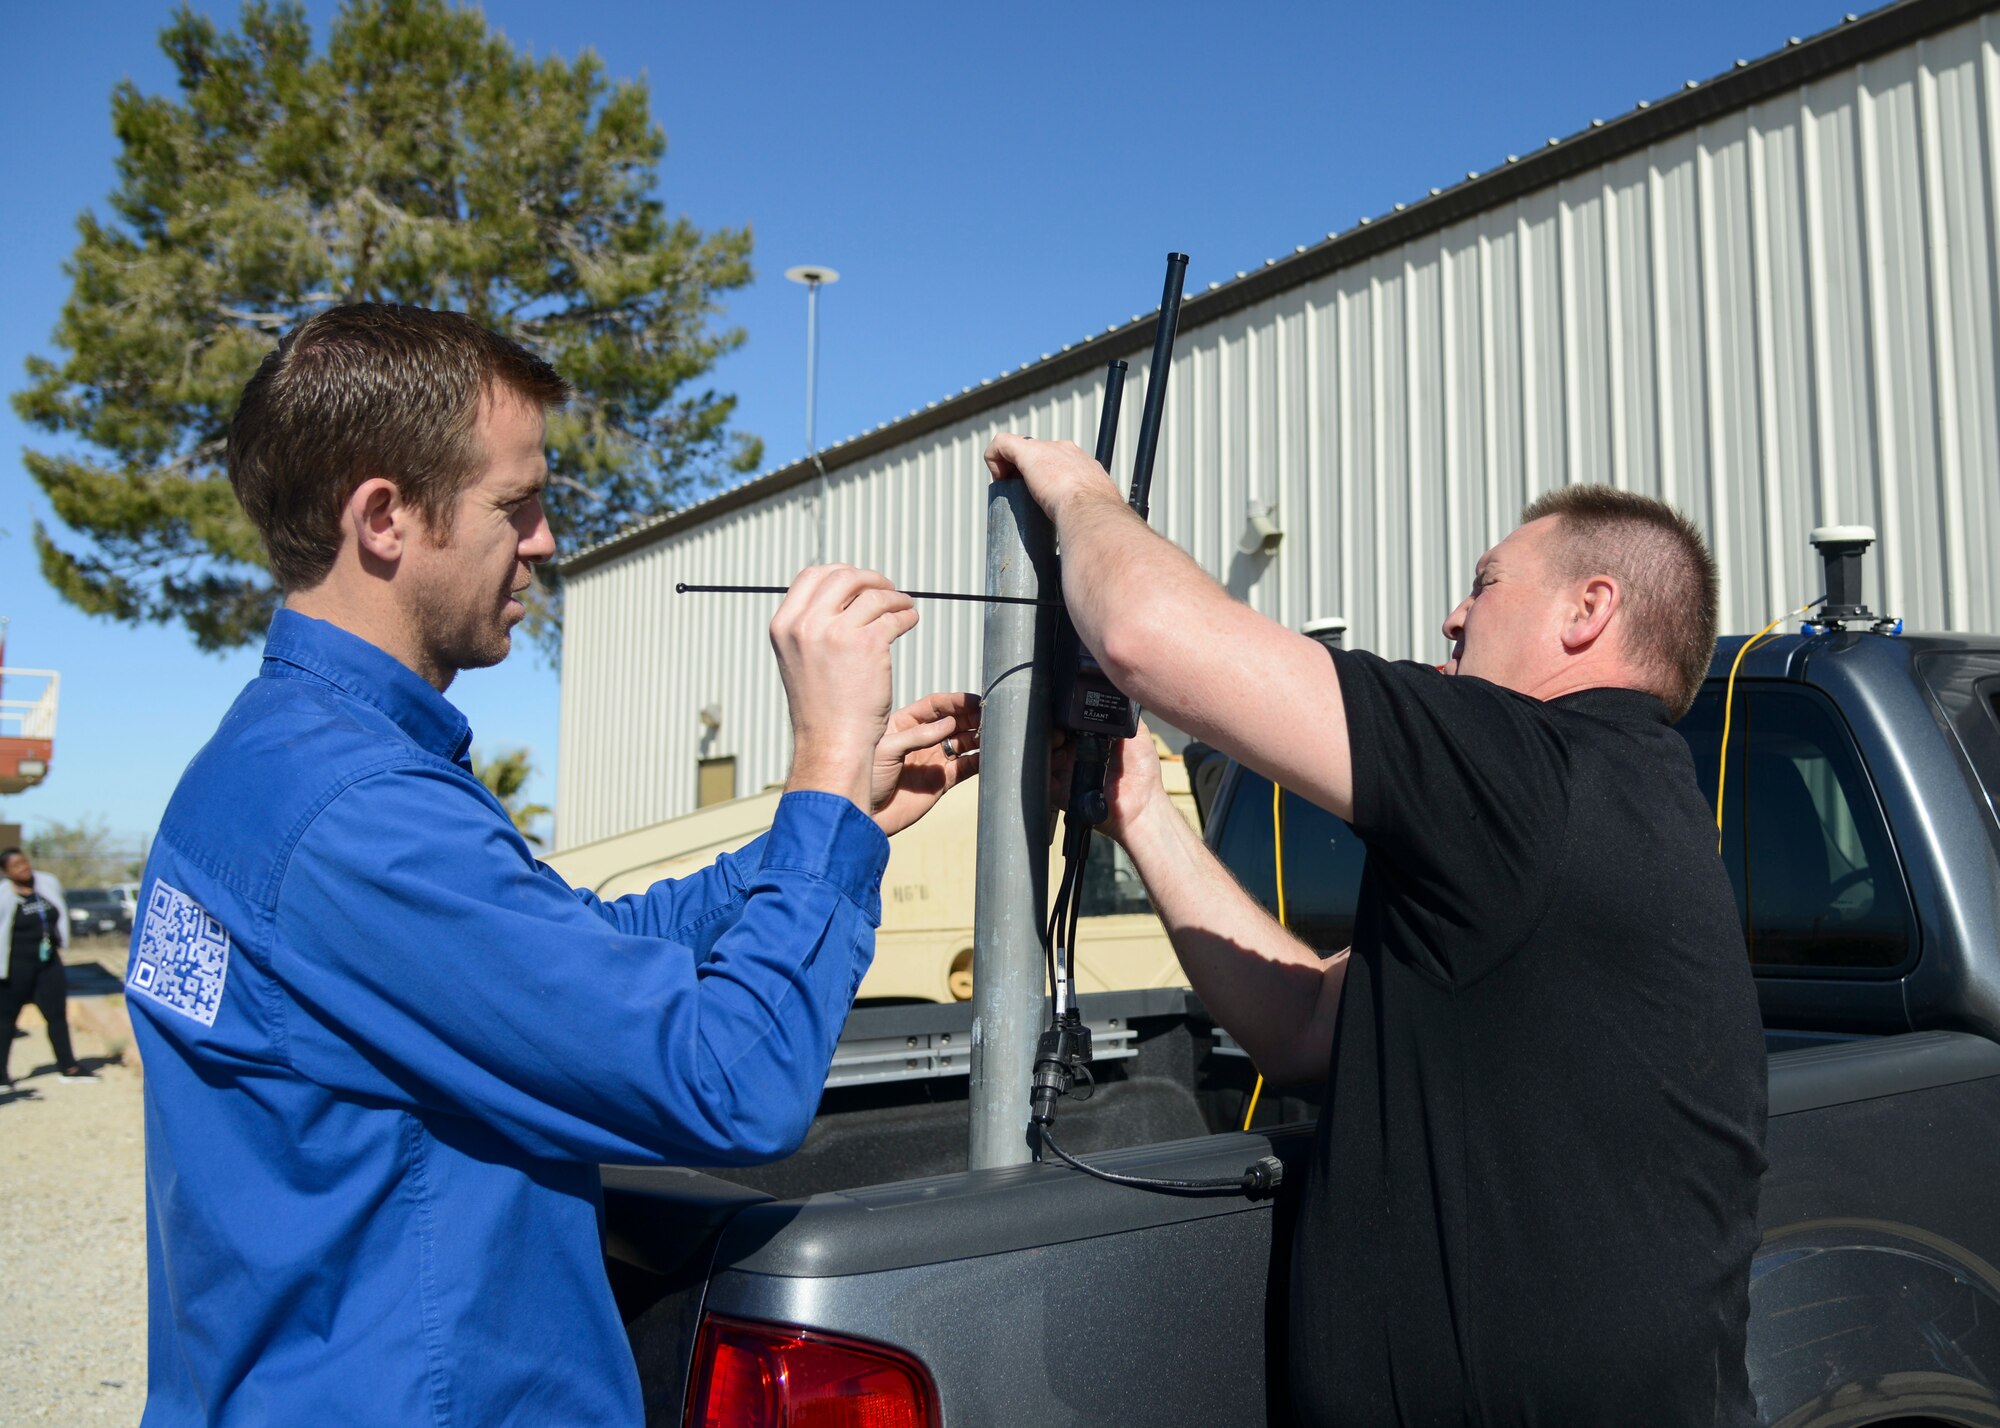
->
[346, 477, 408, 565]
[1561, 575, 1620, 653]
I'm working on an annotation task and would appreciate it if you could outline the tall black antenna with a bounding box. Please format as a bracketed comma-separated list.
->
[1126, 252, 1189, 520]
[1093, 360, 1128, 470]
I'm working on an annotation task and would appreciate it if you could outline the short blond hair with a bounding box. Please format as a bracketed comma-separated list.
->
[1521, 486, 1718, 720]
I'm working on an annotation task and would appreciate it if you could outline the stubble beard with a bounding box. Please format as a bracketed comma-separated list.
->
[409, 577, 515, 690]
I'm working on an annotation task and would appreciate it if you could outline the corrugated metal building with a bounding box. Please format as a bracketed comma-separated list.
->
[556, 0, 2000, 849]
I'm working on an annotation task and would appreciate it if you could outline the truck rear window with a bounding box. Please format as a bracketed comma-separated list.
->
[1676, 684, 1917, 974]
[1913, 651, 2000, 831]
[1209, 773, 1366, 953]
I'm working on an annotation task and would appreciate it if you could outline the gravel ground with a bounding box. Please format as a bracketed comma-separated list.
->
[0, 937, 148, 1425]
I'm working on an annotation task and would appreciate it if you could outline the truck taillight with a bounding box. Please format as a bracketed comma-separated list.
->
[685, 1314, 938, 1428]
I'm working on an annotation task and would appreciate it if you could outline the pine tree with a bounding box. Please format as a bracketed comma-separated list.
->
[15, 0, 761, 652]
[473, 746, 552, 847]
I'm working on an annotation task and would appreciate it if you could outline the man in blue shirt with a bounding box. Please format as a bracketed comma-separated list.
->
[128, 304, 979, 1425]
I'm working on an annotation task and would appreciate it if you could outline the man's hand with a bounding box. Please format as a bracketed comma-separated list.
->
[988, 430, 1356, 825]
[1100, 722, 1178, 846]
[1058, 720, 1349, 1089]
[771, 565, 918, 811]
[1047, 720, 1177, 850]
[984, 434, 1127, 525]
[870, 691, 980, 836]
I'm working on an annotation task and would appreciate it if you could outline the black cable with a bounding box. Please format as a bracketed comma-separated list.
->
[1058, 825, 1088, 1000]
[1044, 814, 1091, 1008]
[1044, 815, 1091, 993]
[1044, 858, 1072, 954]
[1033, 816, 1281, 1201]
[1064, 836, 1086, 983]
[1048, 888, 1064, 1000]
[1039, 1124, 1283, 1198]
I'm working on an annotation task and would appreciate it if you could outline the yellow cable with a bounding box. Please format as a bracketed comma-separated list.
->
[1273, 778, 1289, 932]
[1242, 780, 1287, 1132]
[1715, 598, 1819, 854]
[1241, 1072, 1266, 1131]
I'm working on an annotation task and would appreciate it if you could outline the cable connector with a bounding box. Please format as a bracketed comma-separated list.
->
[1240, 1156, 1285, 1194]
[1039, 1125, 1288, 1199]
[1029, 1014, 1093, 1127]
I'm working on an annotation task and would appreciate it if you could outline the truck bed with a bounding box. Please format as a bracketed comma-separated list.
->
[605, 1028, 2000, 1426]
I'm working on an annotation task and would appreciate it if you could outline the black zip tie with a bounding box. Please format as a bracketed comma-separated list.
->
[676, 582, 1050, 608]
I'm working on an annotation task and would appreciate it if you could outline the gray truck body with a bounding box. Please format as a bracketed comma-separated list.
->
[605, 629, 2000, 1426]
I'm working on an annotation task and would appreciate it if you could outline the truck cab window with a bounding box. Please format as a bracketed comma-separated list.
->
[1210, 772, 1366, 954]
[1677, 685, 1915, 972]
[1913, 653, 2000, 831]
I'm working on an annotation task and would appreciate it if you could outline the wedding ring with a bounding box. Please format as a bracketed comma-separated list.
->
[943, 737, 960, 759]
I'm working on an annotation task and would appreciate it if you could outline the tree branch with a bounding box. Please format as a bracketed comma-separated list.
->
[549, 471, 606, 503]
[156, 437, 228, 478]
[216, 296, 337, 330]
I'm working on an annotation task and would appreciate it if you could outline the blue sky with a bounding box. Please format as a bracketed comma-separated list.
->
[2, 0, 1856, 846]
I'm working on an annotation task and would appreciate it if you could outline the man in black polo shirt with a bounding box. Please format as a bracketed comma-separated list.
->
[986, 434, 1765, 1426]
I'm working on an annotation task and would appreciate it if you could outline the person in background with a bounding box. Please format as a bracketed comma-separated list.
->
[1, 847, 97, 1085]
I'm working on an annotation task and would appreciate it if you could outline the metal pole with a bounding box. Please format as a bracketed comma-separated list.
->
[804, 279, 820, 457]
[968, 481, 1055, 1170]
[808, 281, 826, 563]
[787, 265, 839, 563]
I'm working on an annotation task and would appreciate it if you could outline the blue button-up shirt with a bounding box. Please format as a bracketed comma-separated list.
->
[129, 610, 888, 1425]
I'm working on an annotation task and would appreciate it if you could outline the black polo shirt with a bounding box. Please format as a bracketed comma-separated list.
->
[1289, 650, 1766, 1426]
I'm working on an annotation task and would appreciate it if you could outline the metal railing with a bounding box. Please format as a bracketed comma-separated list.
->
[0, 668, 60, 740]
[827, 1018, 1138, 1090]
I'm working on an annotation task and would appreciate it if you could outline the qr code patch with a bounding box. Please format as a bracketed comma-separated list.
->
[127, 881, 232, 1028]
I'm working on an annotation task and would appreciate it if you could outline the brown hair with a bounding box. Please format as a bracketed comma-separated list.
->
[1520, 485, 1719, 720]
[228, 304, 571, 592]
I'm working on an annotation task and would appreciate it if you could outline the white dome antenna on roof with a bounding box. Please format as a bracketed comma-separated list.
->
[1809, 525, 1895, 634]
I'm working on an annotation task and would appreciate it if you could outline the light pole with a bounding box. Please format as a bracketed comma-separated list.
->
[784, 264, 839, 562]
[784, 264, 840, 459]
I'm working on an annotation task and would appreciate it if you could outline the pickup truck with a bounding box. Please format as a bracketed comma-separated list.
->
[601, 625, 2000, 1427]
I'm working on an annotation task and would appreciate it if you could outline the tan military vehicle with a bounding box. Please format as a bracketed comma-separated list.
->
[546, 744, 1200, 1005]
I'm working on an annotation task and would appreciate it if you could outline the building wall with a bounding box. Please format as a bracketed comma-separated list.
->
[558, 11, 2000, 848]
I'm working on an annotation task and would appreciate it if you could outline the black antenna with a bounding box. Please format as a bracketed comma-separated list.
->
[1126, 253, 1189, 520]
[1093, 360, 1128, 470]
